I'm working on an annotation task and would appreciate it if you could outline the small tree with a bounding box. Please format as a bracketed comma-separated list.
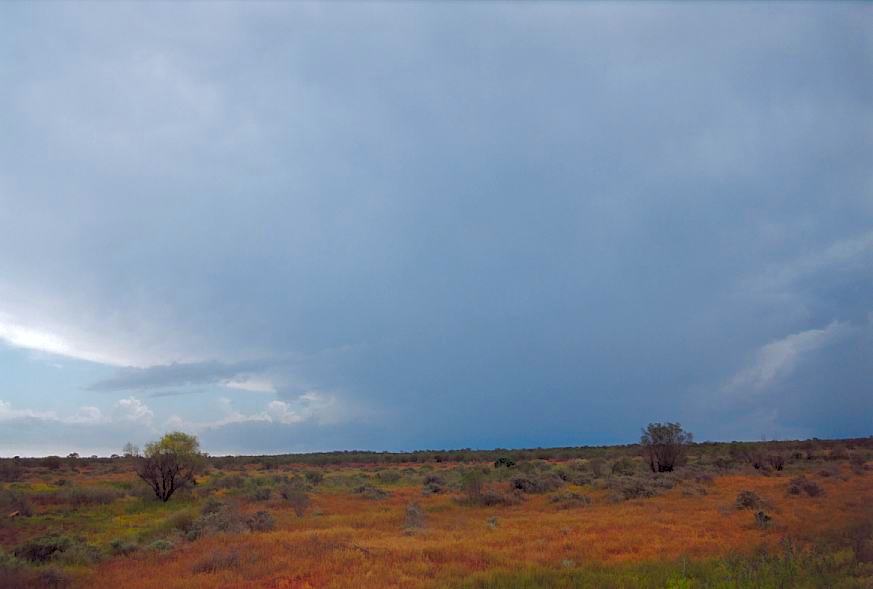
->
[122, 442, 140, 458]
[136, 432, 204, 502]
[641, 422, 692, 473]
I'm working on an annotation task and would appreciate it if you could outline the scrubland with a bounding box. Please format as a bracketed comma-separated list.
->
[1, 439, 872, 588]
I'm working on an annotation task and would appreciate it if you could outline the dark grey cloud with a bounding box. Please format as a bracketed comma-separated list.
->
[0, 3, 870, 453]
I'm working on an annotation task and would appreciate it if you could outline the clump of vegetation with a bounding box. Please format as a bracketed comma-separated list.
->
[148, 539, 174, 552]
[187, 502, 247, 540]
[14, 535, 76, 563]
[422, 474, 446, 495]
[494, 457, 516, 469]
[608, 473, 676, 502]
[0, 488, 33, 517]
[354, 485, 390, 500]
[58, 485, 124, 507]
[304, 470, 325, 485]
[247, 487, 272, 501]
[281, 482, 312, 516]
[736, 490, 765, 510]
[376, 470, 402, 484]
[191, 548, 241, 574]
[767, 454, 785, 471]
[818, 465, 840, 478]
[108, 538, 138, 557]
[589, 458, 606, 478]
[610, 457, 637, 476]
[0, 459, 24, 482]
[404, 502, 426, 530]
[549, 491, 591, 509]
[754, 510, 773, 529]
[246, 510, 276, 532]
[787, 476, 824, 497]
[641, 422, 693, 473]
[510, 473, 563, 494]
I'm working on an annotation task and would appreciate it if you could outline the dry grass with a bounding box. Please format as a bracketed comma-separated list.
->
[70, 465, 871, 588]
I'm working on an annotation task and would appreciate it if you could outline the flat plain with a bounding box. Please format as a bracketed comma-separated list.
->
[2, 439, 872, 588]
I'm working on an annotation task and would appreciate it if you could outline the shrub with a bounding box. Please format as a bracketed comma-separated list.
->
[422, 474, 446, 495]
[0, 550, 31, 588]
[192, 548, 241, 574]
[478, 489, 523, 506]
[0, 489, 33, 517]
[0, 460, 23, 482]
[280, 482, 312, 516]
[376, 470, 401, 484]
[589, 458, 606, 478]
[494, 457, 516, 469]
[404, 502, 425, 530]
[353, 485, 389, 501]
[460, 470, 484, 502]
[304, 470, 324, 486]
[509, 474, 563, 494]
[149, 539, 174, 552]
[755, 511, 772, 529]
[610, 457, 637, 476]
[694, 473, 715, 486]
[641, 422, 693, 473]
[818, 466, 840, 478]
[14, 535, 73, 563]
[787, 477, 824, 497]
[42, 456, 63, 470]
[53, 541, 101, 566]
[187, 503, 247, 540]
[37, 566, 72, 588]
[59, 486, 124, 507]
[549, 491, 591, 509]
[165, 509, 197, 534]
[246, 511, 276, 532]
[108, 538, 138, 556]
[736, 490, 764, 510]
[829, 446, 850, 461]
[767, 454, 785, 471]
[247, 487, 272, 502]
[607, 474, 675, 502]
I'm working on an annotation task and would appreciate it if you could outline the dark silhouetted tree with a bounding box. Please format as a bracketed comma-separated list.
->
[641, 422, 692, 473]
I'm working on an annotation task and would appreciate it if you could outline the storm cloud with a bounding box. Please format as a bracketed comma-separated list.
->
[0, 2, 870, 455]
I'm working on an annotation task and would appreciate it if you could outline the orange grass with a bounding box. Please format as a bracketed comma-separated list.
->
[80, 465, 871, 589]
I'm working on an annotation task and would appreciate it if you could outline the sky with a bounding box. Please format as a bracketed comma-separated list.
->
[0, 2, 871, 456]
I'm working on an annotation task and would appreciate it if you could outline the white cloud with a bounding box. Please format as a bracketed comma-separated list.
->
[0, 400, 57, 422]
[0, 312, 141, 366]
[163, 390, 348, 433]
[0, 400, 104, 425]
[723, 320, 853, 394]
[744, 231, 873, 296]
[266, 400, 304, 424]
[65, 406, 104, 425]
[113, 397, 154, 425]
